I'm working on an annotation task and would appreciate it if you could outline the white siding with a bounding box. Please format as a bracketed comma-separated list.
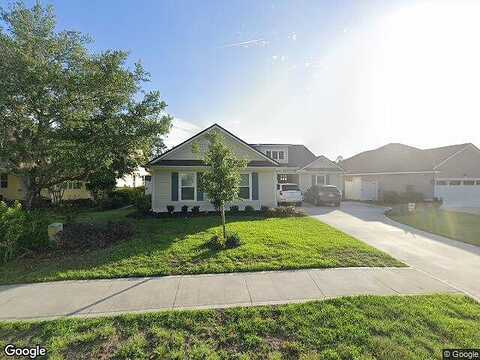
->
[151, 167, 277, 212]
[161, 130, 265, 162]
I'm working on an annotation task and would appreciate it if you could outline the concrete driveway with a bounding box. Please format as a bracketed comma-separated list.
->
[304, 202, 480, 301]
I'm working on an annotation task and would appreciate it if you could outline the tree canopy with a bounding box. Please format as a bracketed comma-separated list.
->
[0, 2, 172, 207]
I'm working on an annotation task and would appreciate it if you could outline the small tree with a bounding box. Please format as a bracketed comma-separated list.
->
[85, 168, 117, 203]
[193, 132, 247, 239]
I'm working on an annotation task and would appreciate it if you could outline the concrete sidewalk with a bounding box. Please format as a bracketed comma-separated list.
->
[0, 267, 459, 321]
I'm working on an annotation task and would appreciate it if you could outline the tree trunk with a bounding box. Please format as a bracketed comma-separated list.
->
[220, 203, 226, 240]
[22, 176, 39, 211]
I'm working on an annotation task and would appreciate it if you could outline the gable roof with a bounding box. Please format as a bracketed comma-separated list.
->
[250, 144, 317, 168]
[341, 143, 472, 174]
[299, 155, 344, 172]
[147, 124, 279, 166]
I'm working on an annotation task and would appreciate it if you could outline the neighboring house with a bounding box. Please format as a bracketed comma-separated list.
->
[341, 143, 480, 207]
[116, 167, 152, 194]
[0, 173, 91, 202]
[147, 124, 343, 212]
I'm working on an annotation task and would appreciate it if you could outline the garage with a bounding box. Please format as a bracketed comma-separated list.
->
[434, 178, 480, 207]
[345, 177, 378, 201]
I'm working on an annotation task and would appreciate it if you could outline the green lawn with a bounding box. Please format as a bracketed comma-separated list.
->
[1, 294, 478, 359]
[0, 208, 402, 284]
[388, 207, 480, 247]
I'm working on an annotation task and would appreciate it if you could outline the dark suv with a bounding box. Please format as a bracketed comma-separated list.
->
[311, 185, 342, 207]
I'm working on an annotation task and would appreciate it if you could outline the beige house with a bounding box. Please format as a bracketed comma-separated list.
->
[0, 173, 91, 202]
[147, 124, 343, 212]
[342, 143, 480, 207]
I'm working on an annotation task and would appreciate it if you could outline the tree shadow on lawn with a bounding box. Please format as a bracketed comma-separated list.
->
[0, 215, 268, 285]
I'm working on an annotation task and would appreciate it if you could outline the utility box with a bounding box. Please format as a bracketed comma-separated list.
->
[48, 223, 63, 242]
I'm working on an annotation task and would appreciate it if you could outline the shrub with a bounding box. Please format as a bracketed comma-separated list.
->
[167, 205, 175, 215]
[260, 205, 270, 213]
[17, 210, 50, 252]
[265, 206, 305, 218]
[244, 205, 255, 213]
[0, 201, 50, 264]
[191, 206, 200, 215]
[135, 194, 151, 215]
[229, 205, 239, 213]
[181, 205, 189, 214]
[61, 199, 95, 209]
[382, 190, 425, 204]
[207, 233, 225, 250]
[0, 201, 26, 263]
[57, 221, 134, 250]
[225, 232, 242, 248]
[382, 191, 402, 204]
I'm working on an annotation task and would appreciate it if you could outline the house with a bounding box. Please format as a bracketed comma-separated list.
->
[116, 167, 152, 194]
[341, 143, 480, 207]
[147, 124, 343, 212]
[0, 173, 91, 202]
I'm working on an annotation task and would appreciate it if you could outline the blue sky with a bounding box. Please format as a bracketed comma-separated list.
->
[10, 0, 480, 158]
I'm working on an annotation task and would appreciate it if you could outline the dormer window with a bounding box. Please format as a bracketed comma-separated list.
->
[266, 150, 271, 158]
[278, 151, 284, 160]
[272, 151, 278, 160]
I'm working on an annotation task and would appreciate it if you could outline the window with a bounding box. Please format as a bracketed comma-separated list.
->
[0, 174, 7, 188]
[272, 151, 278, 160]
[282, 184, 299, 191]
[279, 174, 288, 182]
[144, 175, 152, 182]
[315, 175, 325, 185]
[239, 173, 250, 199]
[180, 173, 195, 200]
[463, 180, 475, 185]
[266, 150, 271, 158]
[436, 180, 447, 185]
[449, 180, 461, 186]
[278, 151, 284, 160]
[476, 180, 480, 185]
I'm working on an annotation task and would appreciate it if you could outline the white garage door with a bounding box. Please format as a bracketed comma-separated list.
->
[345, 177, 378, 201]
[435, 179, 480, 207]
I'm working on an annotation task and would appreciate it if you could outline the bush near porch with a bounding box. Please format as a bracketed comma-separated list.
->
[0, 207, 403, 284]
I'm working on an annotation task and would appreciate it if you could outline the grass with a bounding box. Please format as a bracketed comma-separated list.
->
[0, 294, 479, 359]
[0, 207, 403, 285]
[388, 207, 480, 247]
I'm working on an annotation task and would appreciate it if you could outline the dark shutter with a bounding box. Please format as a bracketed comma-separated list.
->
[312, 175, 316, 186]
[171, 172, 178, 201]
[252, 172, 259, 200]
[326, 174, 330, 185]
[196, 172, 204, 201]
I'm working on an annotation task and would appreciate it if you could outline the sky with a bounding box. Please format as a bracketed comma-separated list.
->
[9, 0, 480, 159]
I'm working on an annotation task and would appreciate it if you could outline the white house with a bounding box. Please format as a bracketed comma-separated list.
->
[147, 124, 343, 212]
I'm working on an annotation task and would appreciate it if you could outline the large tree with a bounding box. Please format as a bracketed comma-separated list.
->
[193, 132, 247, 240]
[0, 2, 172, 208]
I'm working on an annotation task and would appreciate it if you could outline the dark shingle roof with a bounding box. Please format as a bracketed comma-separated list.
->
[250, 144, 317, 168]
[152, 160, 277, 167]
[342, 143, 471, 174]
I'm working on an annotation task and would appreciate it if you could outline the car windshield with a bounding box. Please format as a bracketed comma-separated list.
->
[320, 187, 339, 193]
[282, 185, 299, 191]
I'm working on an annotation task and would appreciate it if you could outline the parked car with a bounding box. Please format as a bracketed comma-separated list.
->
[277, 183, 303, 206]
[306, 185, 342, 207]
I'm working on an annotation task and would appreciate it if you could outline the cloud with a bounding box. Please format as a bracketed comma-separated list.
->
[164, 118, 202, 148]
[220, 39, 268, 49]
